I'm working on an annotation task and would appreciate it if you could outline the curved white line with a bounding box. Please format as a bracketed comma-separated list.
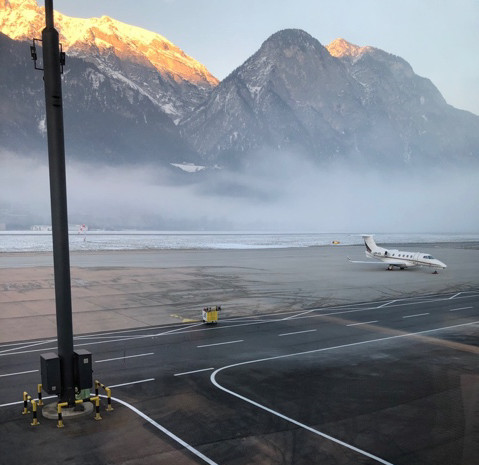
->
[209, 320, 479, 465]
[0, 392, 217, 465]
[210, 367, 394, 465]
[104, 395, 218, 465]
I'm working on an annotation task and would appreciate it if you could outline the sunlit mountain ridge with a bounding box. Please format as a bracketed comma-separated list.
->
[0, 0, 218, 118]
[326, 38, 373, 58]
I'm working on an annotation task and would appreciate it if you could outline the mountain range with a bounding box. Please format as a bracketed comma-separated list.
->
[181, 31, 479, 168]
[1, 0, 479, 171]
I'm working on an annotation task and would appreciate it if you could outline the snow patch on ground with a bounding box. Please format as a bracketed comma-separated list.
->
[170, 162, 206, 173]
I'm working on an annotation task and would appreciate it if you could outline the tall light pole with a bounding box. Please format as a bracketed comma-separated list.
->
[41, 0, 75, 406]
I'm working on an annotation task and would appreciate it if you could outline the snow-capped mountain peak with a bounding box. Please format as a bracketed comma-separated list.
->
[0, 0, 218, 118]
[0, 0, 217, 86]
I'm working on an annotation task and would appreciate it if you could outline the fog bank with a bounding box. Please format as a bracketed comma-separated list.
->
[1, 151, 478, 232]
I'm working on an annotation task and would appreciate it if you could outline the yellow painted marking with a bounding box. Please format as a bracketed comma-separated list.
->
[170, 314, 200, 323]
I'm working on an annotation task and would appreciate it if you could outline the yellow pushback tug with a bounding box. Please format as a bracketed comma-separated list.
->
[202, 305, 221, 324]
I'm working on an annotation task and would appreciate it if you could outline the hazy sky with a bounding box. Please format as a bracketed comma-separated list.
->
[37, 0, 479, 115]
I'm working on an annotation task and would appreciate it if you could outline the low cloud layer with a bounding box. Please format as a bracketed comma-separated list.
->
[1, 150, 478, 232]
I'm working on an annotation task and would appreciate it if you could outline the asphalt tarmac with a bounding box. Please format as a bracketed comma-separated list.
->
[1, 291, 478, 464]
[0, 245, 478, 464]
[0, 243, 477, 343]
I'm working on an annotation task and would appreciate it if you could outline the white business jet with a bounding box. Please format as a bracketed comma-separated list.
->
[348, 235, 447, 273]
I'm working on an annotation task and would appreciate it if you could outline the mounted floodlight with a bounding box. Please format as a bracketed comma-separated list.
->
[59, 44, 66, 70]
[31, 37, 65, 73]
[30, 38, 43, 70]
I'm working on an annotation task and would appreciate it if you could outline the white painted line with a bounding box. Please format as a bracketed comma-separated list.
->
[0, 339, 57, 355]
[104, 395, 218, 465]
[449, 306, 473, 312]
[157, 322, 206, 336]
[174, 368, 215, 377]
[74, 322, 181, 338]
[108, 378, 155, 389]
[402, 313, 430, 319]
[2, 292, 474, 358]
[197, 340, 243, 348]
[279, 329, 317, 337]
[346, 321, 379, 327]
[0, 395, 56, 409]
[377, 300, 397, 308]
[0, 369, 39, 378]
[211, 320, 479, 465]
[0, 339, 55, 349]
[76, 334, 146, 340]
[282, 309, 316, 320]
[0, 323, 207, 357]
[95, 352, 154, 363]
[449, 292, 462, 300]
[0, 346, 58, 357]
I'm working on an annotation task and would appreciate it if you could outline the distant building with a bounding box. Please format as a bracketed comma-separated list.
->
[30, 225, 89, 232]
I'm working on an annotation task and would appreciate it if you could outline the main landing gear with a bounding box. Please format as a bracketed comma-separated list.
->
[386, 265, 405, 271]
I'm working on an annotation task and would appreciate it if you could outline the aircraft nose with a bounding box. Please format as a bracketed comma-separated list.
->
[434, 259, 446, 269]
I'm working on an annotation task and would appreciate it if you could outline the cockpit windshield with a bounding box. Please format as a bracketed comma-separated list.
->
[423, 255, 435, 259]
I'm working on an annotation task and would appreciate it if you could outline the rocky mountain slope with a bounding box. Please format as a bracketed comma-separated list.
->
[180, 30, 479, 167]
[0, 32, 198, 164]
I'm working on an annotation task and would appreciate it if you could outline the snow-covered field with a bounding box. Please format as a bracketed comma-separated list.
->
[0, 231, 478, 253]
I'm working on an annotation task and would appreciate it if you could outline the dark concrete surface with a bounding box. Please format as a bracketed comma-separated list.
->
[1, 290, 478, 464]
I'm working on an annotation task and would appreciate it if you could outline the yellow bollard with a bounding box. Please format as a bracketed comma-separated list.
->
[95, 380, 113, 412]
[105, 387, 113, 412]
[37, 384, 43, 406]
[92, 396, 102, 421]
[22, 392, 30, 415]
[30, 399, 40, 426]
[57, 402, 68, 428]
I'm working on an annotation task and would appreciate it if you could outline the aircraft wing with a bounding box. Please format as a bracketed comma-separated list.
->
[347, 257, 386, 265]
[347, 257, 411, 267]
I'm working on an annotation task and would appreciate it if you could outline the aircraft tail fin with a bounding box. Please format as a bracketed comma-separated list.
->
[362, 235, 379, 254]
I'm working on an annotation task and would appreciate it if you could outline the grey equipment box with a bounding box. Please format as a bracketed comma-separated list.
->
[74, 349, 93, 390]
[40, 352, 61, 395]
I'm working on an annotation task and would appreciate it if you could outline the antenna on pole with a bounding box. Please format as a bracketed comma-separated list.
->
[45, 0, 54, 28]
